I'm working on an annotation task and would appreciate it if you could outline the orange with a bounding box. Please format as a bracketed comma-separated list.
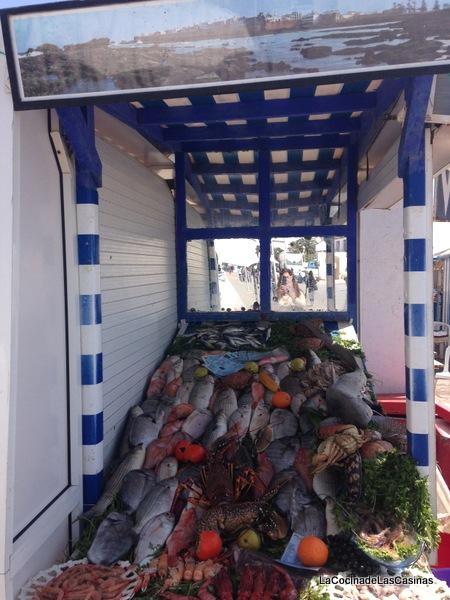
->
[272, 390, 292, 409]
[297, 536, 329, 567]
[196, 530, 223, 560]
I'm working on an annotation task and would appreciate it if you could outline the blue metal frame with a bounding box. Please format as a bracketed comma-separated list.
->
[347, 144, 359, 329]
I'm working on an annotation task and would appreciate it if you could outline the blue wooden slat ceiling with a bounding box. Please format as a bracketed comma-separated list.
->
[107, 77, 400, 227]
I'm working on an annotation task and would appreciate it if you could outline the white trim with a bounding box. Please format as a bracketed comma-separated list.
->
[403, 206, 428, 239]
[82, 443, 104, 475]
[404, 335, 428, 370]
[406, 399, 430, 435]
[81, 383, 104, 416]
[80, 324, 103, 355]
[76, 204, 99, 235]
[404, 272, 429, 305]
[78, 265, 101, 295]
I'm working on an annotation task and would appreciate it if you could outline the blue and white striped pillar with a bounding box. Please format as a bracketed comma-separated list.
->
[207, 240, 220, 311]
[77, 174, 104, 510]
[326, 239, 335, 311]
[403, 128, 436, 502]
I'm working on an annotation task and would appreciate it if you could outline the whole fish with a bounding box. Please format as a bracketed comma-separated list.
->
[157, 456, 178, 482]
[259, 350, 290, 366]
[134, 512, 175, 564]
[263, 390, 274, 409]
[129, 414, 164, 448]
[135, 477, 178, 533]
[146, 357, 174, 398]
[266, 437, 300, 474]
[272, 470, 312, 515]
[249, 405, 270, 440]
[120, 469, 155, 514]
[270, 409, 298, 440]
[144, 432, 189, 470]
[276, 361, 291, 382]
[212, 388, 238, 419]
[166, 357, 184, 383]
[189, 375, 215, 410]
[119, 405, 144, 458]
[167, 403, 194, 423]
[202, 410, 228, 449]
[87, 512, 136, 565]
[176, 381, 195, 404]
[228, 406, 252, 439]
[326, 367, 373, 428]
[182, 365, 199, 384]
[162, 376, 183, 399]
[160, 419, 185, 438]
[290, 393, 307, 416]
[84, 444, 145, 518]
[251, 382, 265, 408]
[182, 357, 201, 374]
[280, 374, 304, 397]
[237, 392, 252, 409]
[293, 448, 314, 492]
[181, 408, 213, 439]
[166, 507, 197, 567]
[291, 502, 326, 538]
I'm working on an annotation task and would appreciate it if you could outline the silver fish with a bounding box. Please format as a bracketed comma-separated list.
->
[276, 361, 291, 382]
[291, 502, 326, 538]
[212, 388, 238, 419]
[290, 393, 307, 416]
[266, 437, 300, 473]
[270, 408, 298, 439]
[176, 381, 195, 405]
[129, 414, 164, 447]
[182, 358, 201, 374]
[182, 365, 199, 383]
[181, 408, 213, 439]
[85, 444, 145, 518]
[156, 457, 178, 482]
[228, 405, 252, 439]
[237, 392, 252, 409]
[135, 477, 178, 533]
[120, 469, 155, 514]
[309, 350, 322, 366]
[189, 375, 215, 410]
[87, 512, 136, 565]
[202, 411, 228, 449]
[119, 405, 144, 458]
[272, 469, 312, 515]
[134, 512, 175, 564]
[249, 405, 270, 440]
[166, 356, 183, 382]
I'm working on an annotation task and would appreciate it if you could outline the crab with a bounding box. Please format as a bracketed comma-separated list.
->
[311, 425, 366, 473]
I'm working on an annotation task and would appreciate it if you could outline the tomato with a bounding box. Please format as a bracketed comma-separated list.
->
[174, 439, 191, 462]
[271, 390, 292, 409]
[196, 530, 223, 561]
[185, 443, 206, 464]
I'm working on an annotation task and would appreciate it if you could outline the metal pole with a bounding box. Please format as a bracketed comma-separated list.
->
[326, 238, 335, 311]
[403, 127, 436, 512]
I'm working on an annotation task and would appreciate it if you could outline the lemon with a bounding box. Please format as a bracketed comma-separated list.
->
[244, 361, 259, 374]
[194, 366, 209, 379]
[237, 528, 261, 551]
[290, 357, 306, 372]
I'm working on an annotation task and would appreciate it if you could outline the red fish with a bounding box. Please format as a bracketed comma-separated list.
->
[167, 404, 194, 423]
[166, 507, 197, 567]
[160, 419, 184, 438]
[163, 376, 183, 398]
[294, 447, 314, 493]
[251, 382, 265, 409]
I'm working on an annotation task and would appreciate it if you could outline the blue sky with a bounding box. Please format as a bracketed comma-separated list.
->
[10, 0, 406, 54]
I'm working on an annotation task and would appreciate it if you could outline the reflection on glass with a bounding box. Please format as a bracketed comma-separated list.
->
[270, 237, 347, 312]
[187, 239, 260, 312]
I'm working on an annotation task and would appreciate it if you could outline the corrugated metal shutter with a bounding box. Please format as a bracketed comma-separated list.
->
[187, 237, 211, 312]
[97, 139, 178, 465]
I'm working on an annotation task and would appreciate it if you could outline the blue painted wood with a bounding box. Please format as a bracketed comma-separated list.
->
[192, 159, 341, 175]
[181, 134, 351, 153]
[347, 144, 358, 329]
[138, 94, 377, 126]
[259, 149, 271, 313]
[204, 198, 326, 211]
[175, 152, 188, 319]
[398, 76, 433, 178]
[186, 225, 348, 239]
[201, 181, 330, 195]
[164, 117, 361, 142]
[57, 106, 102, 187]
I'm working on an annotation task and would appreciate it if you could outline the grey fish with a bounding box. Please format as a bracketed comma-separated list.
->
[276, 361, 291, 382]
[87, 512, 136, 565]
[135, 477, 178, 533]
[134, 512, 175, 564]
[166, 356, 183, 383]
[212, 388, 238, 419]
[291, 502, 326, 538]
[280, 374, 304, 396]
[272, 469, 312, 515]
[156, 457, 178, 482]
[182, 365, 199, 383]
[182, 357, 201, 374]
[119, 405, 144, 458]
[270, 408, 298, 439]
[176, 381, 195, 404]
[237, 392, 252, 409]
[129, 414, 164, 448]
[227, 405, 251, 438]
[290, 393, 307, 416]
[266, 437, 300, 473]
[120, 469, 155, 514]
[249, 405, 270, 440]
[263, 390, 274, 409]
[326, 367, 373, 428]
[85, 444, 145, 518]
[202, 410, 228, 448]
[181, 408, 213, 439]
[309, 350, 322, 366]
[189, 375, 215, 409]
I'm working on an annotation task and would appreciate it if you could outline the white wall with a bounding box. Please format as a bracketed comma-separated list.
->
[359, 201, 405, 394]
[97, 139, 178, 466]
[187, 239, 211, 312]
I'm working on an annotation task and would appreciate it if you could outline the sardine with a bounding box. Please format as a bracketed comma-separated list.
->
[270, 409, 298, 439]
[129, 414, 164, 448]
[228, 405, 252, 439]
[135, 477, 178, 533]
[212, 388, 238, 419]
[156, 456, 178, 482]
[181, 408, 213, 439]
[189, 375, 215, 410]
[202, 410, 228, 449]
[85, 444, 145, 518]
[249, 405, 270, 440]
[87, 512, 136, 565]
[134, 511, 175, 564]
[119, 405, 144, 458]
[120, 469, 155, 514]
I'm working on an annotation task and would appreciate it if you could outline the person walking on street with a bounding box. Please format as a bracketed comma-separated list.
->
[305, 270, 317, 305]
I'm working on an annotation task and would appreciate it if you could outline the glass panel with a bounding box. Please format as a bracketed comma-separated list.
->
[270, 236, 347, 312]
[186, 152, 259, 228]
[328, 185, 348, 225]
[187, 238, 260, 312]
